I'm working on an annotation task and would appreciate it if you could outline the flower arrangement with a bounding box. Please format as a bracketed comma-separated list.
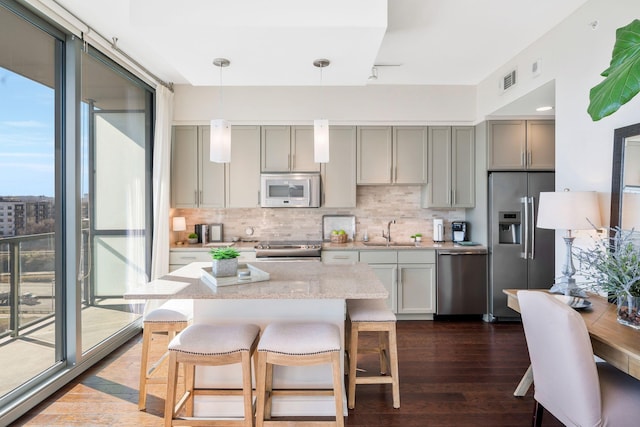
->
[573, 227, 640, 328]
[573, 227, 640, 298]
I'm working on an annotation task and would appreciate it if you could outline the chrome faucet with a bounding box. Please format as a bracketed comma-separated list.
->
[382, 219, 396, 246]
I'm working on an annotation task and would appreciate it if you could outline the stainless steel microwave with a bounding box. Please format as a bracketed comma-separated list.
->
[260, 173, 321, 208]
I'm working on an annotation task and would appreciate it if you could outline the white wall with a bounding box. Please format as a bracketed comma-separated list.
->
[478, 0, 640, 220]
[477, 0, 640, 271]
[173, 85, 477, 125]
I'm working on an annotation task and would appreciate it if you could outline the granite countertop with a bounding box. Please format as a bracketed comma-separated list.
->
[171, 241, 257, 251]
[125, 261, 388, 300]
[323, 241, 487, 252]
[172, 240, 486, 252]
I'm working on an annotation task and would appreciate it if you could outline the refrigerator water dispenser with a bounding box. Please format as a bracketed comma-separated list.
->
[498, 212, 521, 244]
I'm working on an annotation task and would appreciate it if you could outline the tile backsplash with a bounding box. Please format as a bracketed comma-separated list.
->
[172, 185, 465, 244]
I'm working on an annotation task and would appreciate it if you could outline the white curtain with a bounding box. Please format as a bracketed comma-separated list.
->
[150, 85, 174, 281]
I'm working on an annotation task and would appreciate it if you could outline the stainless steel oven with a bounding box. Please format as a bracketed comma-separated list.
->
[254, 240, 322, 261]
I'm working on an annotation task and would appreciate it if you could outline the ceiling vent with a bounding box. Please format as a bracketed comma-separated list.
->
[501, 69, 517, 92]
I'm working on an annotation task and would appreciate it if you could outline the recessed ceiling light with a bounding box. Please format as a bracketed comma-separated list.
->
[536, 106, 554, 112]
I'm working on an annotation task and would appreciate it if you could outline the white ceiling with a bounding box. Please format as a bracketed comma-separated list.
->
[53, 0, 588, 88]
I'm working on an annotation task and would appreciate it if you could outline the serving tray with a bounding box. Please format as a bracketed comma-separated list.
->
[201, 263, 270, 287]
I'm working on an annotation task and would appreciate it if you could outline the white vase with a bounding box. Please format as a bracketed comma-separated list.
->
[211, 258, 238, 277]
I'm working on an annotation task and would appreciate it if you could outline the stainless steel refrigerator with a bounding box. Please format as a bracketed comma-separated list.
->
[488, 172, 555, 320]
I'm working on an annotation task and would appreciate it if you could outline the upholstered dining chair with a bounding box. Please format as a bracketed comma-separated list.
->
[518, 290, 640, 427]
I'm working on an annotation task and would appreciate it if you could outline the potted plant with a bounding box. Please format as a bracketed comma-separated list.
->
[187, 233, 199, 244]
[411, 233, 423, 243]
[210, 247, 241, 277]
[573, 227, 640, 328]
[588, 19, 640, 121]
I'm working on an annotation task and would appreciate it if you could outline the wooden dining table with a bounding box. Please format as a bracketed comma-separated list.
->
[504, 289, 640, 396]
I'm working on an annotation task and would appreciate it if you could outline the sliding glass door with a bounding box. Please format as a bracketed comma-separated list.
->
[80, 52, 150, 353]
[0, 1, 153, 420]
[0, 3, 61, 398]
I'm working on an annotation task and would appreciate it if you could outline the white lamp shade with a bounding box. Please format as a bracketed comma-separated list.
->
[172, 216, 186, 232]
[210, 119, 231, 163]
[537, 191, 602, 230]
[314, 119, 330, 163]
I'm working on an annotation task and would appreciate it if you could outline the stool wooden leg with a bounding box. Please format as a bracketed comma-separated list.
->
[241, 351, 254, 427]
[348, 322, 359, 410]
[255, 352, 267, 427]
[138, 326, 152, 410]
[184, 363, 195, 416]
[388, 324, 400, 409]
[378, 331, 389, 375]
[164, 352, 179, 427]
[331, 351, 345, 427]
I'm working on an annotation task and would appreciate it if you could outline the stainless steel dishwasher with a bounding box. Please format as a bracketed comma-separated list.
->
[436, 250, 488, 315]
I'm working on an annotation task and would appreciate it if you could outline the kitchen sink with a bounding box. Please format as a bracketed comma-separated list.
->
[362, 241, 417, 247]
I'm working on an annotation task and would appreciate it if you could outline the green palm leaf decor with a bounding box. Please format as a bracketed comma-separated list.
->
[588, 19, 640, 121]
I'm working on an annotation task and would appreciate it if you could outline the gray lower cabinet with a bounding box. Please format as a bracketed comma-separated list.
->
[171, 126, 225, 208]
[359, 250, 436, 315]
[169, 249, 255, 272]
[321, 126, 357, 208]
[321, 250, 359, 264]
[423, 126, 475, 208]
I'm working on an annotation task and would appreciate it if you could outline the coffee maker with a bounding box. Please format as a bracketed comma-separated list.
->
[451, 221, 467, 242]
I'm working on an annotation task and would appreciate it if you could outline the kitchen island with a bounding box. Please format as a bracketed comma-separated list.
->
[126, 261, 387, 418]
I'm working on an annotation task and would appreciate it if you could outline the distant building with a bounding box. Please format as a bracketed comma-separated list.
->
[0, 197, 55, 237]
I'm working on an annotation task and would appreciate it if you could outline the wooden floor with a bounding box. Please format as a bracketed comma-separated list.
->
[11, 320, 563, 426]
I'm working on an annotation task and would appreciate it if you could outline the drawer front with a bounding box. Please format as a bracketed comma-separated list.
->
[359, 250, 397, 264]
[322, 251, 359, 264]
[398, 250, 435, 264]
[169, 251, 212, 264]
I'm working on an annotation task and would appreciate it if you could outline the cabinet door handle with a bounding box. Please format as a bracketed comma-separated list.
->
[292, 154, 296, 170]
[333, 255, 351, 259]
[394, 166, 398, 182]
[199, 190, 203, 204]
[521, 152, 526, 167]
[182, 256, 197, 260]
[527, 151, 532, 166]
[452, 190, 456, 205]
[288, 154, 291, 170]
[194, 190, 198, 205]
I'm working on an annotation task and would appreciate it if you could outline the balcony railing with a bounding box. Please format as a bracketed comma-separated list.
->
[0, 233, 55, 339]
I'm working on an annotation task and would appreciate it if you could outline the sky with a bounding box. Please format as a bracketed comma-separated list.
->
[0, 68, 55, 197]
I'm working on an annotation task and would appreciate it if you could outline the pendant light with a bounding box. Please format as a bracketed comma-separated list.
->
[313, 58, 330, 163]
[210, 58, 231, 163]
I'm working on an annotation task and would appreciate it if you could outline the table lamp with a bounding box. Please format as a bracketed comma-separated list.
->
[172, 216, 186, 245]
[537, 189, 602, 297]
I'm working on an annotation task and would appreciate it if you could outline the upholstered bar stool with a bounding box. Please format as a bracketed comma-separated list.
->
[138, 299, 193, 410]
[345, 299, 400, 409]
[164, 322, 260, 427]
[255, 322, 344, 427]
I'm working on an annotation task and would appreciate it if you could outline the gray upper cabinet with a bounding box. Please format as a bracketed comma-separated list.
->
[488, 120, 555, 171]
[357, 126, 427, 185]
[226, 126, 261, 208]
[357, 126, 393, 184]
[423, 126, 475, 208]
[261, 125, 320, 172]
[394, 127, 428, 184]
[526, 120, 555, 170]
[171, 125, 225, 208]
[321, 126, 357, 208]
